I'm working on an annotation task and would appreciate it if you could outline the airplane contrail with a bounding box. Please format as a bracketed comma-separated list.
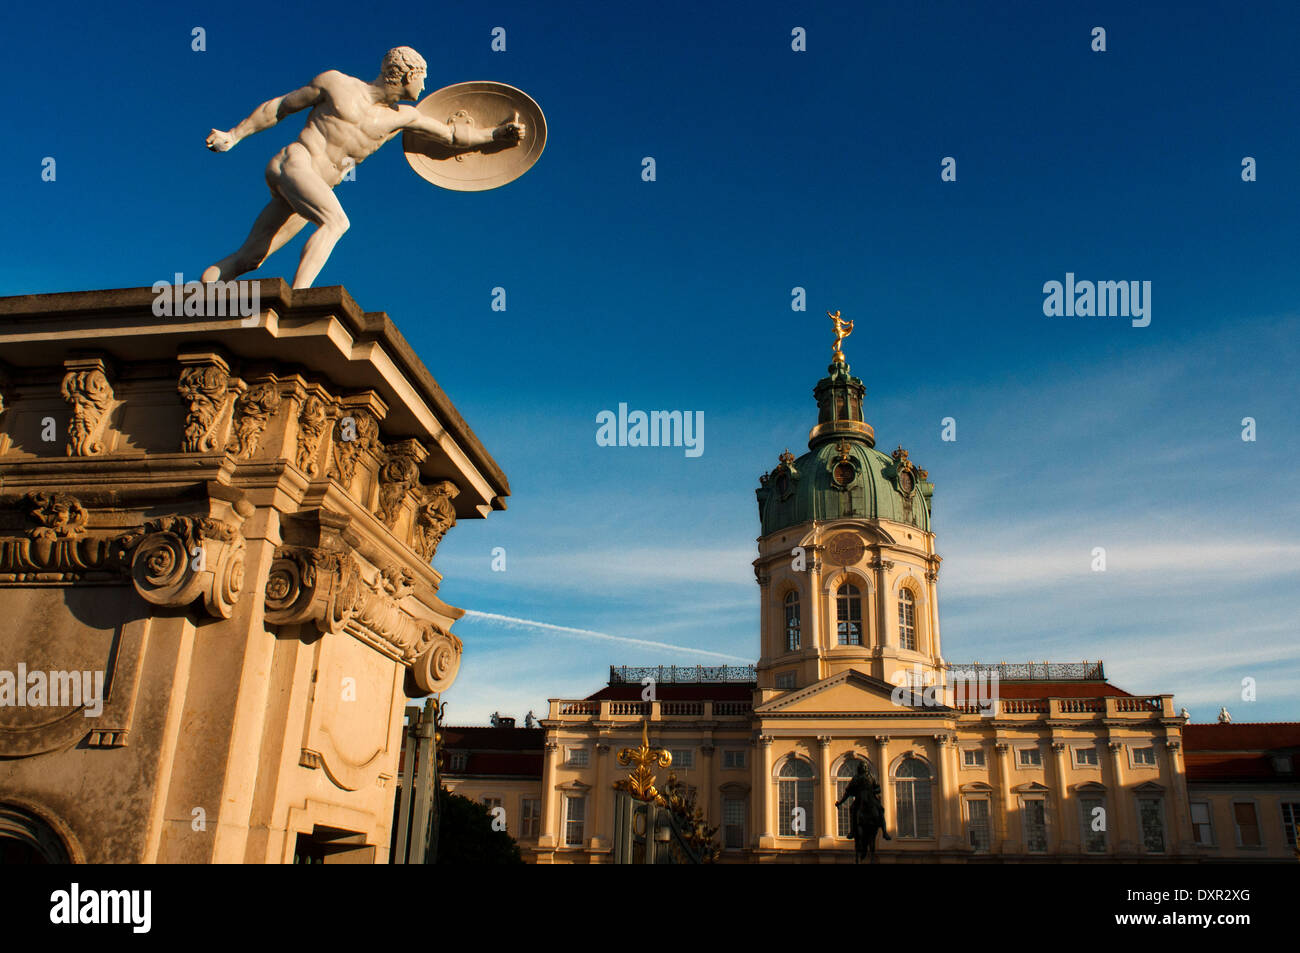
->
[461, 610, 752, 663]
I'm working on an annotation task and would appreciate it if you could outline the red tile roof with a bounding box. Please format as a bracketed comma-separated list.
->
[1183, 722, 1300, 751]
[994, 681, 1130, 699]
[442, 726, 545, 750]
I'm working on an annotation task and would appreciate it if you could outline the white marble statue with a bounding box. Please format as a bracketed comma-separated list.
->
[202, 47, 525, 289]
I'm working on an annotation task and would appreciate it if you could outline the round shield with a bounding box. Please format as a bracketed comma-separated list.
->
[402, 81, 546, 191]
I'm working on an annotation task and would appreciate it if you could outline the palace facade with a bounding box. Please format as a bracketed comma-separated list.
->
[444, 340, 1299, 863]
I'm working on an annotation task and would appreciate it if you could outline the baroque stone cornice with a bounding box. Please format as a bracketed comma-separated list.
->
[413, 480, 458, 562]
[375, 439, 427, 527]
[295, 394, 330, 477]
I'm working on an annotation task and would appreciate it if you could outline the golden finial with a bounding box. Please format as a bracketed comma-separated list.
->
[615, 719, 672, 802]
[828, 309, 854, 364]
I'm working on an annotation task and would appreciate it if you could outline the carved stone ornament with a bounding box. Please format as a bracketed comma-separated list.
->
[226, 382, 282, 458]
[295, 395, 329, 476]
[824, 532, 865, 567]
[375, 442, 423, 526]
[330, 409, 381, 485]
[60, 368, 114, 456]
[264, 546, 463, 692]
[178, 364, 230, 452]
[0, 493, 121, 580]
[116, 516, 245, 618]
[413, 480, 459, 561]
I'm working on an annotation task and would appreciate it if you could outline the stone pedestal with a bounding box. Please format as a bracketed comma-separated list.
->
[0, 281, 508, 863]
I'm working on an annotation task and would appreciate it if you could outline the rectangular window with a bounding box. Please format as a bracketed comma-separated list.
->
[482, 796, 503, 812]
[565, 747, 589, 767]
[1132, 746, 1156, 766]
[723, 798, 746, 849]
[962, 748, 985, 768]
[722, 749, 746, 770]
[1190, 801, 1214, 846]
[564, 796, 586, 847]
[1283, 803, 1300, 849]
[1138, 798, 1165, 852]
[1080, 797, 1106, 853]
[966, 798, 991, 851]
[1018, 747, 1042, 767]
[669, 748, 695, 769]
[775, 671, 796, 690]
[1233, 802, 1261, 847]
[1075, 746, 1098, 766]
[521, 797, 541, 838]
[1022, 799, 1047, 852]
[449, 751, 468, 772]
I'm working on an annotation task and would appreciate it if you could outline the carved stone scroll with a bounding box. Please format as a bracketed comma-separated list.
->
[117, 515, 245, 618]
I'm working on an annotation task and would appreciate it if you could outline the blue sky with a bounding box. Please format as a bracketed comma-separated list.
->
[2, 1, 1297, 724]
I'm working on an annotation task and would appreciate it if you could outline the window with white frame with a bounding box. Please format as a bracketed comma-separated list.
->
[1233, 801, 1261, 847]
[1282, 802, 1300, 849]
[835, 757, 868, 837]
[1074, 746, 1099, 767]
[1017, 747, 1042, 768]
[722, 749, 746, 770]
[722, 798, 746, 849]
[565, 747, 589, 767]
[893, 756, 933, 839]
[521, 797, 541, 838]
[564, 795, 586, 846]
[1022, 798, 1047, 852]
[777, 759, 815, 837]
[784, 591, 801, 651]
[966, 797, 991, 851]
[1131, 745, 1157, 767]
[1137, 797, 1166, 852]
[669, 748, 695, 769]
[448, 751, 468, 772]
[482, 796, 503, 812]
[897, 589, 917, 651]
[775, 671, 796, 690]
[1190, 801, 1214, 846]
[962, 747, 985, 768]
[837, 582, 863, 645]
[1080, 796, 1107, 853]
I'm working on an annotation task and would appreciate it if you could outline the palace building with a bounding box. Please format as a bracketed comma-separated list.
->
[443, 334, 1299, 863]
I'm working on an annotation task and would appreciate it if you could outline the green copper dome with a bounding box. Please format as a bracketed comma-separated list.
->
[756, 359, 933, 537]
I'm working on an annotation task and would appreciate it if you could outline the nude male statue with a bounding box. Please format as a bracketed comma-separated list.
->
[202, 47, 525, 289]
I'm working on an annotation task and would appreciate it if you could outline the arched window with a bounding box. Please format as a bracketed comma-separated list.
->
[893, 756, 933, 838]
[777, 759, 815, 837]
[836, 757, 871, 837]
[837, 582, 863, 645]
[0, 805, 72, 864]
[784, 591, 801, 652]
[897, 588, 917, 651]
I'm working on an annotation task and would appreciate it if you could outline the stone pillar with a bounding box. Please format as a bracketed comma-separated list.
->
[994, 742, 1016, 854]
[1166, 739, 1193, 853]
[539, 741, 559, 851]
[591, 741, 610, 856]
[816, 736, 835, 852]
[1107, 740, 1131, 854]
[875, 735, 891, 840]
[1051, 741, 1073, 853]
[935, 733, 959, 850]
[758, 735, 775, 843]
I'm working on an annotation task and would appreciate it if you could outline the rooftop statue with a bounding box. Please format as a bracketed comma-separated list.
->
[202, 47, 543, 289]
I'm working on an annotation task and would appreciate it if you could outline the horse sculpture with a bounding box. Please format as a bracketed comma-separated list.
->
[835, 761, 891, 864]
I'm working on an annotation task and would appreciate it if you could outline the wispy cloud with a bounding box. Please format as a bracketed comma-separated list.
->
[461, 609, 752, 662]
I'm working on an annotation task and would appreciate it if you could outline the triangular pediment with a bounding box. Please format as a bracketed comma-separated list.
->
[755, 668, 953, 716]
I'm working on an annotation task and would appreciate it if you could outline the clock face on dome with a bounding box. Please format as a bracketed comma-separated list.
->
[897, 469, 915, 495]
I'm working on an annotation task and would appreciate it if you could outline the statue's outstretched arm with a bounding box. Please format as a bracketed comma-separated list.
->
[207, 79, 324, 152]
[405, 109, 526, 151]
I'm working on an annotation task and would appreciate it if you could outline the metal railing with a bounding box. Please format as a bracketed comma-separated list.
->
[943, 660, 1105, 681]
[609, 665, 756, 684]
